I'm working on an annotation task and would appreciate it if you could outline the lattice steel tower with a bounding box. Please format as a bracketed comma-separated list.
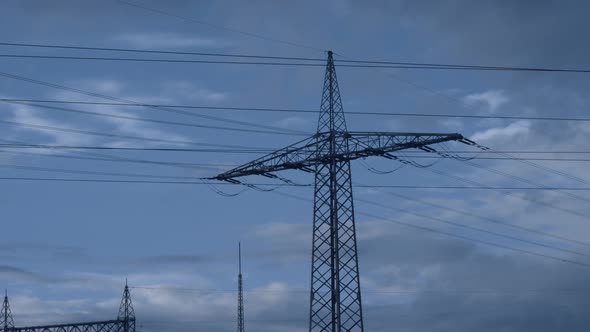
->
[5, 283, 136, 332]
[1, 290, 14, 332]
[237, 243, 245, 332]
[118, 280, 135, 332]
[211, 51, 468, 331]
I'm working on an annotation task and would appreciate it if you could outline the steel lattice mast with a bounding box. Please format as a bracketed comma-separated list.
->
[1, 290, 14, 332]
[238, 243, 245, 332]
[211, 51, 469, 332]
[117, 280, 135, 332]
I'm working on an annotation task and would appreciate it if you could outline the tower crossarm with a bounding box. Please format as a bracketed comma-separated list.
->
[210, 132, 465, 181]
[344, 131, 464, 160]
[210, 136, 324, 181]
[9, 320, 126, 332]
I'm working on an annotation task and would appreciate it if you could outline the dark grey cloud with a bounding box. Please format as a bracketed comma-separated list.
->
[3, 0, 195, 15]
[1, 1, 589, 331]
[399, 0, 590, 64]
[0, 242, 92, 265]
[245, 219, 590, 332]
[0, 265, 57, 284]
[133, 254, 212, 266]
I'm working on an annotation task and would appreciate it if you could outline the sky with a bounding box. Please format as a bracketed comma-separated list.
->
[1, 1, 590, 331]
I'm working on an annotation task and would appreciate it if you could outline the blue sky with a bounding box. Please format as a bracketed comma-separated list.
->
[2, 1, 590, 331]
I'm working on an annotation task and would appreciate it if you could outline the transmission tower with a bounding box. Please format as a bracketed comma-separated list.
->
[7, 282, 135, 332]
[118, 280, 136, 332]
[237, 242, 245, 332]
[1, 290, 14, 332]
[211, 51, 470, 332]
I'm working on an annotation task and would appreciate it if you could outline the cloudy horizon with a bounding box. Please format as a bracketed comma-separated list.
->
[2, 1, 590, 331]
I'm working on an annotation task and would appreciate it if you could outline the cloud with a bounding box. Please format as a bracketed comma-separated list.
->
[113, 33, 229, 49]
[274, 116, 309, 130]
[133, 255, 213, 266]
[52, 80, 196, 147]
[162, 81, 230, 104]
[0, 266, 55, 284]
[5, 268, 309, 332]
[9, 104, 95, 146]
[463, 90, 509, 113]
[470, 120, 530, 143]
[244, 213, 590, 331]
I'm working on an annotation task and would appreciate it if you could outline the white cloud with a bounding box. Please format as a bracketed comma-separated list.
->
[274, 116, 309, 129]
[463, 90, 509, 113]
[6, 268, 307, 332]
[113, 33, 228, 49]
[53, 80, 195, 147]
[254, 223, 309, 244]
[163, 81, 229, 104]
[10, 105, 94, 146]
[470, 120, 530, 143]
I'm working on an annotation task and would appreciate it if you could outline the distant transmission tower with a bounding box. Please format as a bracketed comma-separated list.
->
[237, 243, 245, 332]
[117, 280, 136, 332]
[6, 283, 135, 332]
[211, 51, 470, 331]
[1, 290, 14, 332]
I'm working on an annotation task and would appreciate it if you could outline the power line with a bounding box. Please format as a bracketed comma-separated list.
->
[0, 163, 218, 178]
[0, 72, 306, 136]
[130, 285, 590, 295]
[359, 209, 590, 269]
[1, 100, 307, 136]
[373, 69, 590, 192]
[458, 158, 590, 205]
[4, 98, 590, 122]
[0, 42, 326, 61]
[0, 148, 234, 170]
[3, 53, 590, 73]
[114, 0, 324, 52]
[6, 143, 590, 162]
[491, 150, 590, 187]
[0, 177, 303, 186]
[0, 144, 270, 154]
[0, 118, 246, 147]
[2, 141, 590, 155]
[355, 184, 590, 190]
[382, 191, 590, 248]
[383, 155, 590, 162]
[0, 137, 243, 170]
[356, 198, 590, 259]
[404, 151, 590, 154]
[1, 176, 590, 191]
[0, 53, 331, 66]
[433, 144, 590, 210]
[2, 41, 590, 73]
[374, 68, 590, 203]
[273, 191, 590, 269]
[422, 167, 590, 220]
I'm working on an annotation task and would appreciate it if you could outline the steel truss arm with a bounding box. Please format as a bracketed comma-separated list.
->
[211, 136, 323, 181]
[9, 319, 129, 332]
[345, 131, 465, 159]
[211, 131, 465, 181]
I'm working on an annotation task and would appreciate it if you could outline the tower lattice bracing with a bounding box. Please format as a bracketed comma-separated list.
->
[238, 243, 245, 332]
[7, 282, 136, 332]
[118, 280, 136, 332]
[211, 51, 470, 332]
[310, 52, 363, 331]
[1, 290, 14, 332]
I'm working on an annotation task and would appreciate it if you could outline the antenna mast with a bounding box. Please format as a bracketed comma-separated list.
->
[238, 243, 245, 332]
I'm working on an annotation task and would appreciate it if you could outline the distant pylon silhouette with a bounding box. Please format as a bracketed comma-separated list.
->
[237, 243, 245, 332]
[1, 290, 14, 332]
[117, 280, 135, 332]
